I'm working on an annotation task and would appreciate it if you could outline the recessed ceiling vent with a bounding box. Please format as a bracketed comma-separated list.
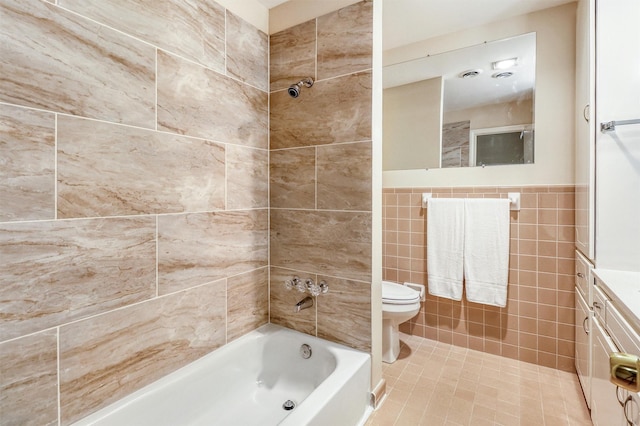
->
[492, 71, 514, 79]
[459, 69, 483, 78]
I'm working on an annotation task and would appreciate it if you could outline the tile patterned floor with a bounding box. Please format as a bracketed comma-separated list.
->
[366, 333, 592, 425]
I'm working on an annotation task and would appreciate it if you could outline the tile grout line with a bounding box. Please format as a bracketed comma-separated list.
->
[155, 48, 158, 131]
[57, 326, 61, 426]
[54, 114, 58, 221]
[155, 215, 159, 298]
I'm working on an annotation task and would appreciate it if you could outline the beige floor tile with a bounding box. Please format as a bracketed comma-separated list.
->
[367, 332, 591, 426]
[396, 406, 426, 425]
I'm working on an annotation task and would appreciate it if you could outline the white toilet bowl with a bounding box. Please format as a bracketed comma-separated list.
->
[382, 281, 425, 363]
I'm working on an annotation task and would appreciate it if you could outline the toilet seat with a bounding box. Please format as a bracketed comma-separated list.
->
[382, 281, 420, 305]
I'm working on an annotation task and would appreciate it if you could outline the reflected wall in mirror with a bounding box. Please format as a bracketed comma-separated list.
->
[383, 32, 536, 171]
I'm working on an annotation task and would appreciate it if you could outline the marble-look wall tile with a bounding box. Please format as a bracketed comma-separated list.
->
[269, 267, 316, 335]
[0, 217, 156, 341]
[158, 210, 268, 295]
[271, 209, 372, 282]
[227, 267, 269, 342]
[270, 71, 372, 149]
[157, 51, 268, 148]
[442, 120, 470, 168]
[270, 20, 316, 92]
[0, 104, 55, 222]
[58, 0, 225, 73]
[227, 145, 268, 210]
[317, 142, 372, 211]
[59, 281, 226, 425]
[226, 11, 268, 91]
[0, 330, 58, 426]
[269, 147, 316, 209]
[317, 276, 371, 352]
[317, 1, 373, 80]
[441, 146, 463, 168]
[57, 115, 225, 218]
[0, 0, 155, 128]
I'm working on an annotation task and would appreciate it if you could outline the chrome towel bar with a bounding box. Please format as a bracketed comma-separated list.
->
[421, 192, 520, 211]
[600, 118, 640, 132]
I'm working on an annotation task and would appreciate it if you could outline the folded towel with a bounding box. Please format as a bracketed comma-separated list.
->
[464, 198, 511, 307]
[427, 198, 465, 301]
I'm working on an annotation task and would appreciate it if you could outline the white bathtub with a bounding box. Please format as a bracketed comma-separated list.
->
[73, 324, 372, 426]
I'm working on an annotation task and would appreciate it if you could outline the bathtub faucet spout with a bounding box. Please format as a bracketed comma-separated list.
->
[294, 296, 314, 313]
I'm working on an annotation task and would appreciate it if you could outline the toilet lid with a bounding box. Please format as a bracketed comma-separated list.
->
[382, 281, 420, 304]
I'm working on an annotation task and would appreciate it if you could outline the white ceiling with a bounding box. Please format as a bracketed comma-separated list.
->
[256, 0, 290, 10]
[382, 0, 575, 51]
[259, 0, 575, 50]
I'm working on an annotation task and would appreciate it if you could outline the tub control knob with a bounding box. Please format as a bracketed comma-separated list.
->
[282, 400, 296, 411]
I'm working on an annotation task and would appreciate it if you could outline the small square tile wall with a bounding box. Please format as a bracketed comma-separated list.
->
[383, 186, 576, 372]
[0, 1, 269, 424]
[269, 1, 373, 352]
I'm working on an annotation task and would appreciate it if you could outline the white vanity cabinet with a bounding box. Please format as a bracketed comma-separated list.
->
[574, 0, 640, 422]
[591, 272, 640, 426]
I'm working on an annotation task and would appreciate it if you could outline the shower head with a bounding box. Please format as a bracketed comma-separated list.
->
[288, 77, 314, 98]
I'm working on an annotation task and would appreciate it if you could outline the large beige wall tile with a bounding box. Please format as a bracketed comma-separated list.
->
[317, 276, 371, 352]
[270, 267, 316, 335]
[227, 267, 269, 342]
[317, 141, 372, 211]
[57, 116, 225, 218]
[317, 1, 373, 80]
[271, 210, 372, 282]
[0, 0, 155, 127]
[0, 104, 55, 222]
[157, 51, 268, 148]
[158, 210, 268, 295]
[227, 145, 268, 210]
[59, 281, 226, 425]
[226, 11, 268, 91]
[270, 20, 316, 92]
[58, 0, 225, 73]
[0, 330, 58, 426]
[270, 71, 372, 149]
[269, 147, 316, 209]
[0, 217, 155, 341]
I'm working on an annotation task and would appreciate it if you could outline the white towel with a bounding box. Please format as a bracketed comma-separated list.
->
[427, 198, 465, 301]
[464, 198, 511, 307]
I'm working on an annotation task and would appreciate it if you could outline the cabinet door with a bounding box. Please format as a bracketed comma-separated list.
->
[591, 318, 624, 426]
[575, 0, 595, 260]
[575, 288, 592, 408]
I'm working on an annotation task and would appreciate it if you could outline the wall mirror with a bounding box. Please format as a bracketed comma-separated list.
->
[383, 32, 536, 171]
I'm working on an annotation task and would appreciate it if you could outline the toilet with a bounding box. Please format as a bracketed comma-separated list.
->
[382, 281, 425, 363]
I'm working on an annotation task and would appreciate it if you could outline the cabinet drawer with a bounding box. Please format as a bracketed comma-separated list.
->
[605, 300, 640, 355]
[593, 283, 609, 322]
[575, 250, 593, 302]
